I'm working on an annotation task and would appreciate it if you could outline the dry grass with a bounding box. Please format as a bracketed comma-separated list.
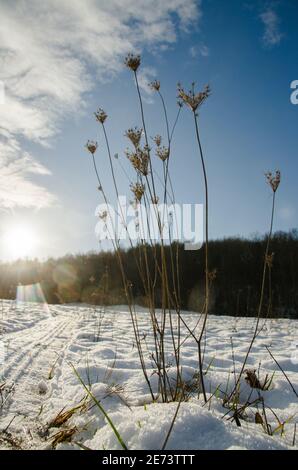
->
[48, 402, 87, 429]
[50, 427, 78, 448]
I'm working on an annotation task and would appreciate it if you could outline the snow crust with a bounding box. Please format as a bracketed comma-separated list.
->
[0, 301, 297, 450]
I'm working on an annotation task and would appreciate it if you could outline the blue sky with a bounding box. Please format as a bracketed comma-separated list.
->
[0, 0, 297, 260]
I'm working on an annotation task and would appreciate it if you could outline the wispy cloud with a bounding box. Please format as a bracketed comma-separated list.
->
[137, 66, 158, 103]
[0, 137, 55, 210]
[260, 7, 283, 48]
[189, 44, 210, 58]
[0, 0, 200, 209]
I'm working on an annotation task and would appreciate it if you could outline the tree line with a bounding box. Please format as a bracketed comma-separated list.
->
[0, 229, 297, 319]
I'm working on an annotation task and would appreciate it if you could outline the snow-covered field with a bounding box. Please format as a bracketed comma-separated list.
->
[0, 300, 297, 450]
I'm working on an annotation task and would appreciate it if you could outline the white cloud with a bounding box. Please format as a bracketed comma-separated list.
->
[137, 66, 158, 103]
[0, 0, 200, 209]
[260, 8, 282, 47]
[189, 44, 210, 58]
[0, 138, 55, 210]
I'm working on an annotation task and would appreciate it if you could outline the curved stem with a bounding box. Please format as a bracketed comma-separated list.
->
[91, 153, 102, 189]
[102, 123, 120, 200]
[229, 191, 276, 401]
[170, 106, 182, 144]
[90, 149, 155, 401]
[158, 90, 170, 144]
[193, 112, 209, 403]
[193, 113, 209, 328]
[134, 71, 157, 202]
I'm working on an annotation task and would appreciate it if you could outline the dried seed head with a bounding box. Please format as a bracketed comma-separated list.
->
[99, 210, 108, 221]
[177, 100, 183, 108]
[153, 135, 162, 147]
[126, 147, 149, 176]
[208, 269, 217, 282]
[94, 108, 108, 124]
[156, 146, 169, 162]
[265, 252, 275, 269]
[124, 53, 141, 72]
[86, 140, 98, 154]
[265, 170, 281, 192]
[177, 82, 210, 112]
[130, 182, 145, 202]
[125, 127, 143, 148]
[152, 196, 159, 204]
[149, 80, 160, 91]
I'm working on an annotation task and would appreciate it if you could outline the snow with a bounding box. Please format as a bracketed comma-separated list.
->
[38, 380, 48, 395]
[0, 300, 297, 450]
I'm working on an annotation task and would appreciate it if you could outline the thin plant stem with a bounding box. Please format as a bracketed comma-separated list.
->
[229, 192, 276, 400]
[193, 111, 209, 403]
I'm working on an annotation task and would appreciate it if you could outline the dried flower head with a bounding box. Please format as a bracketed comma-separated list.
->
[124, 53, 141, 72]
[265, 252, 275, 269]
[130, 182, 145, 202]
[153, 135, 162, 147]
[177, 100, 183, 108]
[265, 170, 281, 192]
[94, 108, 108, 124]
[152, 196, 159, 204]
[149, 80, 160, 91]
[156, 146, 169, 162]
[126, 146, 149, 176]
[86, 140, 98, 154]
[177, 82, 210, 112]
[125, 127, 143, 148]
[208, 269, 217, 282]
[99, 210, 108, 221]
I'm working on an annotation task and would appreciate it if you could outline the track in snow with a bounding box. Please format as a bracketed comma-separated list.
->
[0, 308, 81, 449]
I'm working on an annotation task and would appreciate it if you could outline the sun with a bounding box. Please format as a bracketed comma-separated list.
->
[2, 225, 39, 260]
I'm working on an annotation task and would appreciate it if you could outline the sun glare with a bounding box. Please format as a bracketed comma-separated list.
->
[2, 225, 39, 260]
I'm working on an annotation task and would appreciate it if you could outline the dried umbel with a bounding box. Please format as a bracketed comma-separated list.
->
[149, 80, 160, 92]
[177, 82, 211, 112]
[153, 134, 162, 147]
[265, 252, 275, 269]
[208, 269, 217, 282]
[156, 146, 169, 162]
[130, 182, 145, 202]
[86, 140, 98, 154]
[265, 170, 281, 192]
[125, 127, 143, 148]
[94, 108, 108, 124]
[99, 210, 108, 222]
[124, 53, 141, 72]
[126, 146, 150, 176]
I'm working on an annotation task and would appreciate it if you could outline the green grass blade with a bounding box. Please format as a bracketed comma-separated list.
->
[70, 363, 128, 450]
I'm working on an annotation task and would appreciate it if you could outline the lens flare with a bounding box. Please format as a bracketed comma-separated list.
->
[16, 283, 49, 314]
